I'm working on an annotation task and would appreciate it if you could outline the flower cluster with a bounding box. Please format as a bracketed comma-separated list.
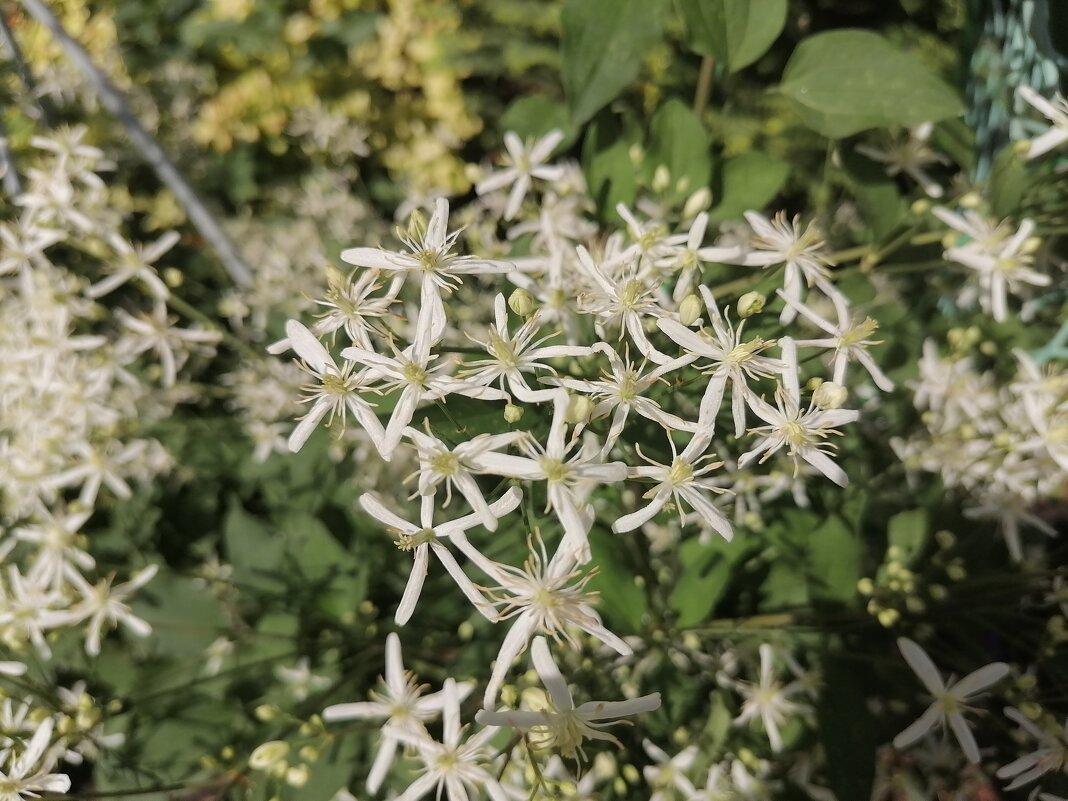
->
[893, 340, 1068, 560]
[273, 130, 904, 797]
[0, 128, 218, 773]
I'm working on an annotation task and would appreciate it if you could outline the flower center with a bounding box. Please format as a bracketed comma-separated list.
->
[396, 528, 436, 550]
[489, 333, 519, 369]
[430, 452, 460, 476]
[402, 360, 428, 387]
[668, 457, 694, 485]
[540, 458, 570, 483]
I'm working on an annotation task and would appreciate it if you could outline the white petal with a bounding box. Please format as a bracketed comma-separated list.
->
[531, 636, 574, 711]
[897, 637, 946, 696]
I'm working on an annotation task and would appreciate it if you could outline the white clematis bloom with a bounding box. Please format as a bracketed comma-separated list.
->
[323, 632, 470, 794]
[340, 197, 513, 342]
[476, 129, 566, 220]
[476, 637, 660, 759]
[892, 636, 1010, 763]
[358, 488, 523, 624]
[285, 319, 385, 453]
[739, 338, 859, 487]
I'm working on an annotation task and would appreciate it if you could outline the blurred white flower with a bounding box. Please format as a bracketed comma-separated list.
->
[893, 637, 1009, 763]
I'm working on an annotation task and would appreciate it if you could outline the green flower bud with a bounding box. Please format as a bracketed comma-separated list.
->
[678, 294, 703, 326]
[736, 291, 765, 318]
[652, 165, 671, 193]
[565, 394, 595, 424]
[503, 403, 524, 424]
[682, 187, 712, 219]
[814, 381, 848, 410]
[508, 288, 536, 317]
[249, 741, 289, 771]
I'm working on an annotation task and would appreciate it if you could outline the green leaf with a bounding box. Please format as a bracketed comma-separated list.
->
[988, 144, 1028, 218]
[676, 0, 787, 72]
[807, 515, 860, 605]
[224, 499, 286, 594]
[645, 99, 712, 204]
[708, 151, 790, 222]
[669, 537, 743, 627]
[779, 30, 965, 138]
[560, 0, 666, 125]
[818, 649, 877, 800]
[761, 561, 809, 608]
[587, 529, 647, 632]
[840, 148, 907, 241]
[581, 111, 642, 219]
[887, 509, 928, 566]
[500, 96, 575, 146]
[134, 572, 225, 657]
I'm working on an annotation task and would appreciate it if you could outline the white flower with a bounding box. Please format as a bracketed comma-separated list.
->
[275, 657, 330, 701]
[944, 218, 1049, 322]
[0, 567, 65, 657]
[476, 130, 566, 220]
[739, 338, 859, 487]
[116, 301, 220, 387]
[341, 330, 508, 462]
[0, 718, 71, 801]
[455, 533, 631, 707]
[996, 707, 1068, 791]
[1017, 86, 1068, 159]
[340, 197, 513, 342]
[285, 319, 385, 453]
[403, 422, 525, 531]
[855, 123, 949, 198]
[892, 636, 1010, 763]
[458, 293, 592, 402]
[722, 643, 806, 752]
[574, 245, 672, 365]
[652, 211, 742, 300]
[728, 211, 838, 324]
[468, 392, 626, 560]
[358, 488, 523, 624]
[87, 230, 177, 301]
[323, 633, 468, 793]
[389, 678, 510, 801]
[50, 564, 158, 657]
[476, 636, 660, 759]
[548, 343, 698, 456]
[782, 290, 894, 391]
[613, 430, 733, 541]
[643, 740, 699, 801]
[658, 285, 783, 437]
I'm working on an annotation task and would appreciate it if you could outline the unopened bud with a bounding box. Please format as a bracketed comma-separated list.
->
[628, 144, 644, 167]
[299, 746, 320, 763]
[910, 199, 931, 216]
[458, 621, 474, 641]
[652, 165, 671, 193]
[508, 288, 535, 317]
[254, 704, 279, 722]
[682, 187, 712, 219]
[163, 267, 183, 288]
[959, 191, 982, 209]
[737, 291, 765, 318]
[678, 294, 703, 326]
[503, 403, 523, 424]
[249, 741, 289, 770]
[877, 608, 900, 627]
[1014, 139, 1032, 156]
[813, 381, 848, 409]
[566, 394, 595, 424]
[286, 765, 310, 787]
